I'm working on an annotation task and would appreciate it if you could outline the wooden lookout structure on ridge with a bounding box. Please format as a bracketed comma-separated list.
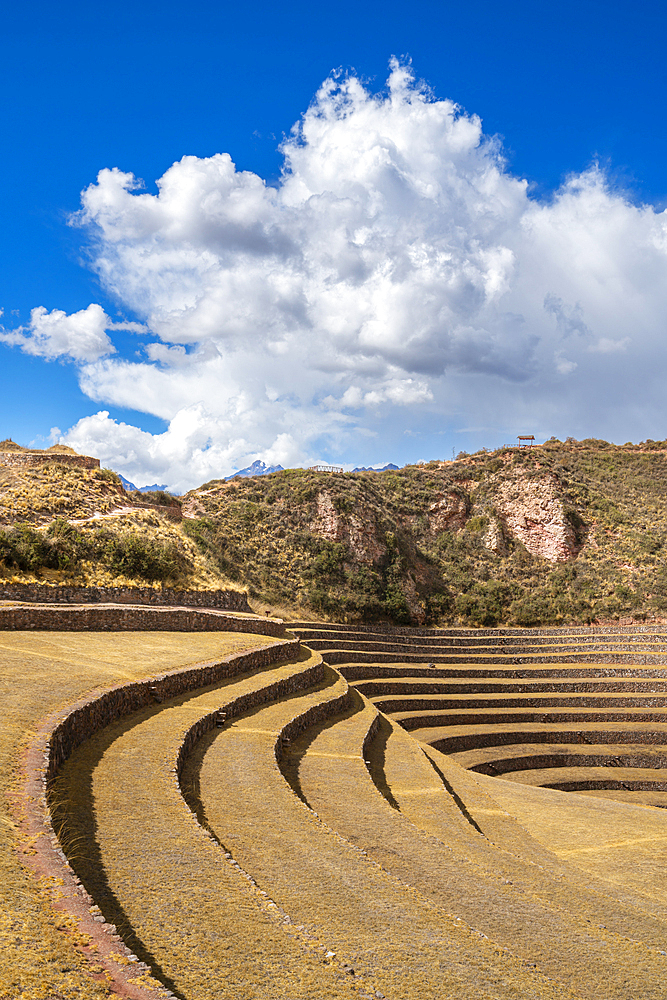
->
[517, 435, 535, 448]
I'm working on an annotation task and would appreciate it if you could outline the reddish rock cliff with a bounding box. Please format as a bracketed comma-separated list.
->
[493, 469, 578, 562]
[310, 491, 386, 565]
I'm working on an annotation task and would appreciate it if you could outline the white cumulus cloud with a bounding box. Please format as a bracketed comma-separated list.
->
[6, 59, 667, 488]
[0, 304, 144, 362]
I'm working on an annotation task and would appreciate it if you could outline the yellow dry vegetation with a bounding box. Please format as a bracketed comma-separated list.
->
[0, 460, 243, 591]
[195, 677, 578, 999]
[0, 629, 273, 1000]
[9, 616, 667, 999]
[0, 463, 123, 526]
[51, 509, 236, 591]
[54, 648, 360, 1000]
[290, 694, 667, 999]
[479, 774, 667, 903]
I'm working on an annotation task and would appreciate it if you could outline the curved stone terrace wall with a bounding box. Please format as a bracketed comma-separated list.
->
[0, 603, 285, 636]
[45, 636, 301, 780]
[0, 582, 250, 612]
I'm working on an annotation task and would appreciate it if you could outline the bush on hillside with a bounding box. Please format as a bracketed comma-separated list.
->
[177, 439, 667, 626]
[0, 518, 188, 583]
[98, 468, 122, 485]
[129, 490, 181, 507]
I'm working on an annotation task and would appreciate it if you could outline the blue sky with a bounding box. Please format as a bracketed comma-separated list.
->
[1, 0, 667, 489]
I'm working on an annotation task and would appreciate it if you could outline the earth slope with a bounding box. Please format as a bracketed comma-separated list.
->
[0, 458, 236, 592]
[182, 437, 667, 626]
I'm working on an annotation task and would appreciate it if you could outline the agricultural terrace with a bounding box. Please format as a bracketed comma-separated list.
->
[0, 630, 274, 1000]
[6, 612, 667, 1000]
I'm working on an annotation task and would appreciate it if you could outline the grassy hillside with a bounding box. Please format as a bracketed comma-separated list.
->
[0, 461, 239, 592]
[182, 439, 667, 626]
[4, 438, 667, 624]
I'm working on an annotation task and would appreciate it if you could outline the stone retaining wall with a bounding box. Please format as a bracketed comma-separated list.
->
[290, 622, 667, 637]
[431, 729, 667, 754]
[373, 695, 667, 713]
[361, 711, 381, 764]
[0, 582, 250, 611]
[0, 451, 99, 470]
[275, 673, 352, 764]
[175, 658, 327, 780]
[547, 778, 667, 792]
[342, 664, 667, 681]
[471, 751, 667, 775]
[325, 650, 667, 667]
[304, 635, 667, 650]
[0, 603, 283, 636]
[45, 637, 301, 781]
[399, 709, 667, 730]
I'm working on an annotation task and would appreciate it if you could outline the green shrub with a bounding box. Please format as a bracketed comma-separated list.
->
[0, 518, 187, 584]
[454, 581, 510, 627]
[131, 489, 181, 507]
[98, 468, 122, 485]
[0, 524, 57, 572]
[465, 515, 488, 533]
[95, 531, 183, 581]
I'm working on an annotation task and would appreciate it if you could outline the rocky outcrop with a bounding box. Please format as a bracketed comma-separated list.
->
[428, 491, 470, 533]
[484, 518, 508, 555]
[493, 469, 578, 562]
[310, 492, 386, 565]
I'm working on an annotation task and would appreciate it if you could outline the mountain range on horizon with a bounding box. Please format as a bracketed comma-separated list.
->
[118, 475, 169, 493]
[225, 460, 285, 480]
[351, 463, 399, 472]
[225, 460, 400, 480]
[116, 461, 402, 491]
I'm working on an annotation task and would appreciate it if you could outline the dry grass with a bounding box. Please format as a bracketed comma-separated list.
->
[0, 463, 125, 525]
[478, 772, 667, 903]
[0, 630, 271, 1000]
[194, 674, 583, 999]
[310, 618, 667, 984]
[293, 693, 667, 998]
[0, 462, 243, 591]
[6, 625, 667, 998]
[53, 648, 360, 1000]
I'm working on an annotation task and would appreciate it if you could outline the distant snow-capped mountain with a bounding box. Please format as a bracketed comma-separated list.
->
[351, 463, 399, 472]
[118, 474, 169, 492]
[225, 460, 284, 480]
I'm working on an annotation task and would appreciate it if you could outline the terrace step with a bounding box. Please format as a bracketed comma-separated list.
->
[414, 721, 667, 752]
[305, 637, 667, 654]
[501, 765, 667, 790]
[377, 714, 667, 925]
[322, 648, 667, 664]
[289, 692, 667, 997]
[452, 742, 667, 773]
[187, 673, 577, 999]
[340, 662, 667, 680]
[288, 623, 667, 935]
[373, 693, 667, 709]
[53, 647, 360, 1000]
[331, 646, 667, 810]
[472, 767, 667, 906]
[395, 708, 667, 727]
[290, 622, 667, 638]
